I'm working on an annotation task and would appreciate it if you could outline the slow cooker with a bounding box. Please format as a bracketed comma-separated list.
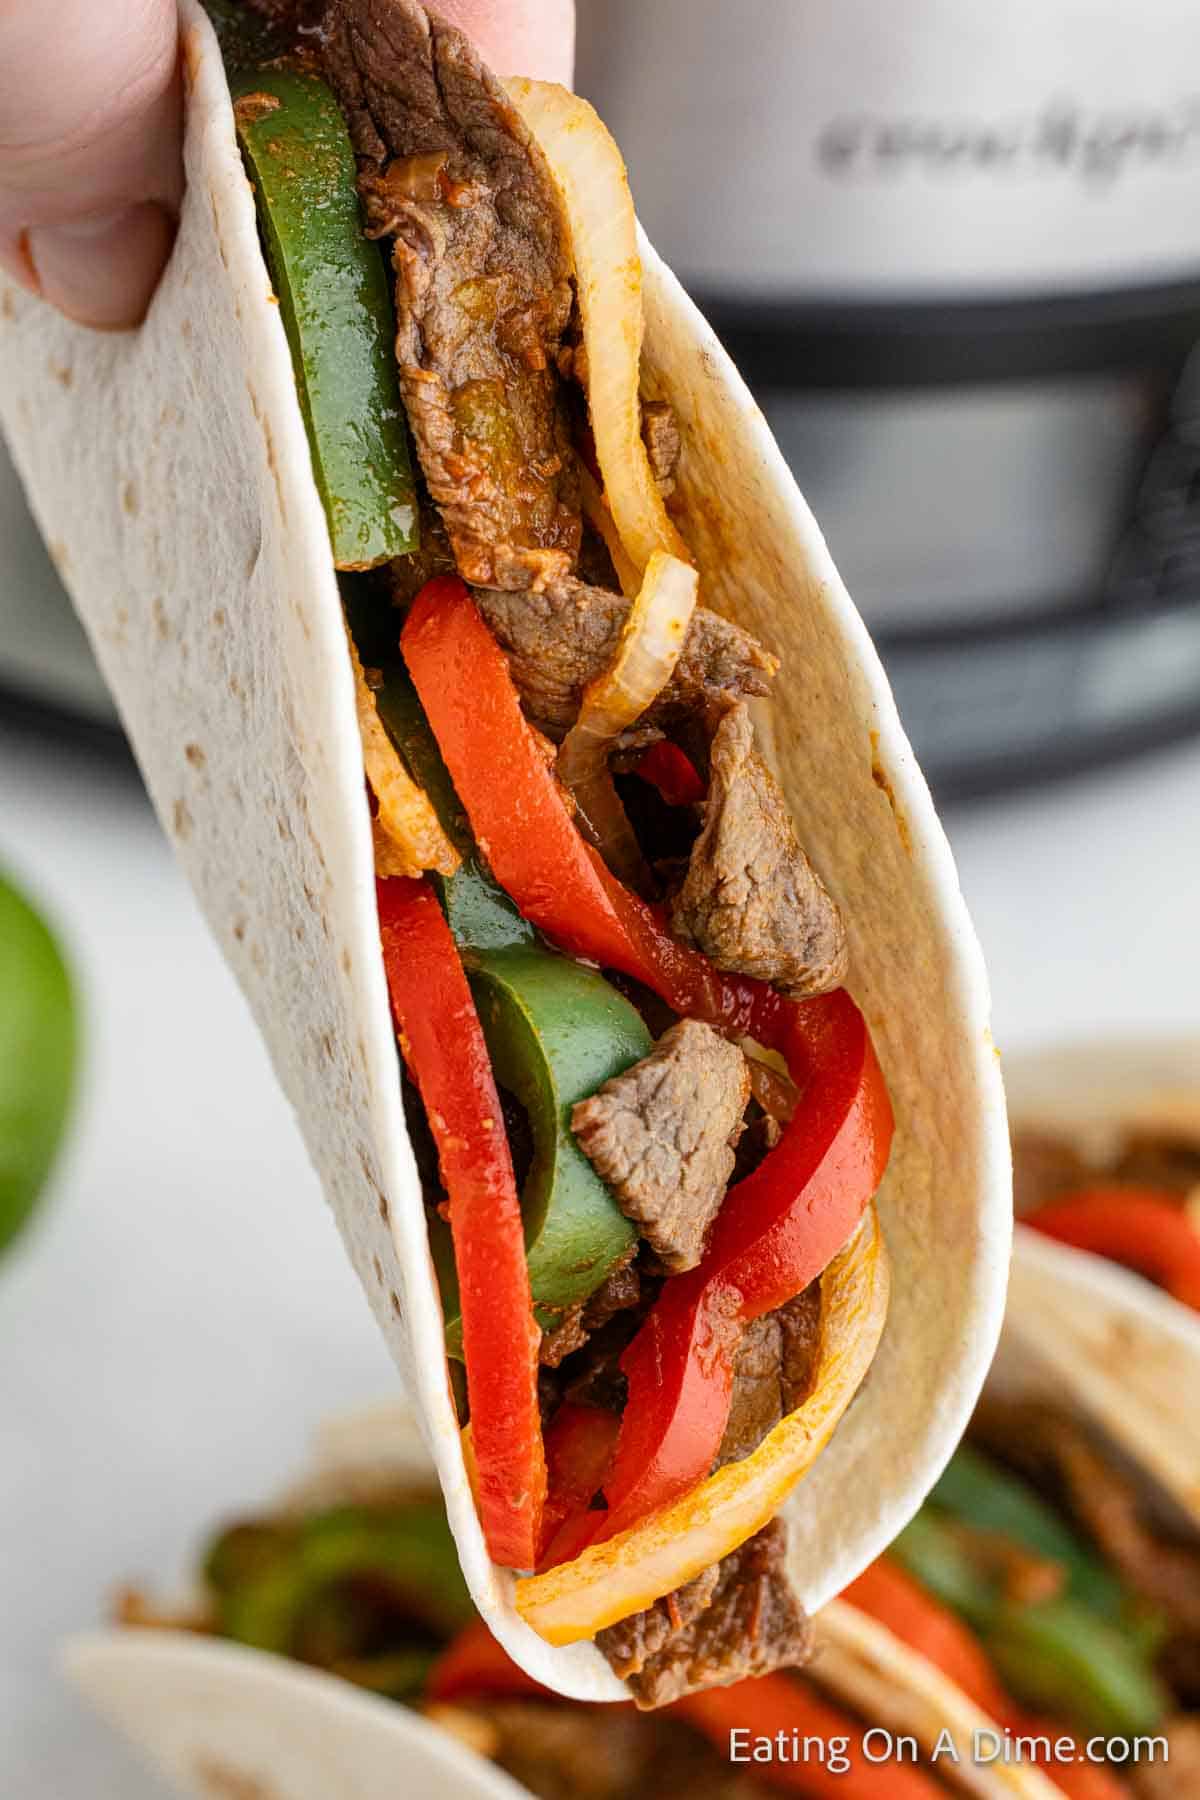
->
[5, 2, 1200, 799]
[578, 0, 1200, 797]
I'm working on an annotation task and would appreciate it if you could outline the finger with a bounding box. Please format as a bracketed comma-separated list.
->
[0, 0, 181, 330]
[436, 0, 576, 84]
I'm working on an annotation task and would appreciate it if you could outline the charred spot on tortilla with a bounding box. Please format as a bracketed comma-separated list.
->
[192, 1759, 280, 1800]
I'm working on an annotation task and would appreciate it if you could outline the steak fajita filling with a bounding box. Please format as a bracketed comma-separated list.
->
[1014, 1119, 1200, 1314]
[203, 0, 895, 1700]
[845, 1398, 1200, 1797]
[120, 1454, 952, 1798]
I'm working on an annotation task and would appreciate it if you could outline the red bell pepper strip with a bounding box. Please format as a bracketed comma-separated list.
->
[846, 1562, 1127, 1799]
[402, 577, 757, 1034]
[376, 876, 545, 1569]
[1025, 1186, 1200, 1311]
[427, 1622, 939, 1798]
[425, 1617, 551, 1705]
[592, 990, 892, 1543]
[536, 1403, 621, 1569]
[844, 1557, 1013, 1720]
[402, 578, 893, 1540]
[635, 739, 706, 806]
[402, 577, 640, 976]
[672, 1679, 942, 1799]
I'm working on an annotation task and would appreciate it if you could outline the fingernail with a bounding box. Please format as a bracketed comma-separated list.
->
[25, 203, 176, 332]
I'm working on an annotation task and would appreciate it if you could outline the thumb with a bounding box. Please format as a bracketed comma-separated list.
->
[0, 0, 181, 331]
[436, 0, 575, 84]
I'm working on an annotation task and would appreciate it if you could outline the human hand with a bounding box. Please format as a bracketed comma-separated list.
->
[0, 0, 574, 333]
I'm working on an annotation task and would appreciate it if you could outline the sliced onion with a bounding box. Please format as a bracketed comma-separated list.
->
[558, 551, 698, 885]
[506, 78, 693, 579]
[744, 1053, 799, 1124]
[348, 635, 459, 880]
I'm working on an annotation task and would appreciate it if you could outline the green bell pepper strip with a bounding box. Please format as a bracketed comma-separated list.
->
[231, 67, 418, 570]
[890, 1509, 998, 1630]
[987, 1597, 1169, 1741]
[205, 1501, 473, 1657]
[0, 871, 76, 1253]
[367, 670, 652, 1353]
[892, 1501, 1169, 1741]
[326, 1647, 439, 1702]
[432, 945, 649, 1355]
[372, 666, 531, 951]
[931, 1444, 1131, 1626]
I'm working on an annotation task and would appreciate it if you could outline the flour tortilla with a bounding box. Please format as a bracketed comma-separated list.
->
[1006, 1033, 1200, 1178]
[66, 1632, 529, 1800]
[60, 1405, 975, 1798]
[1005, 1033, 1200, 1492]
[809, 1246, 1200, 1799]
[0, 0, 1009, 1699]
[62, 1356, 1151, 1800]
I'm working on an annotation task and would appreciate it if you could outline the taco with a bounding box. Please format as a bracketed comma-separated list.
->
[811, 1228, 1200, 1800]
[1008, 1037, 1200, 1324]
[0, 0, 1008, 1701]
[71, 1406, 990, 1799]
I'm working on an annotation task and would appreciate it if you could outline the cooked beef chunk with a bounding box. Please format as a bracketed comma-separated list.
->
[538, 1307, 589, 1369]
[324, 0, 581, 588]
[642, 400, 681, 496]
[239, 0, 321, 34]
[556, 1257, 663, 1414]
[718, 1315, 783, 1467]
[463, 1701, 757, 1800]
[386, 500, 458, 608]
[540, 1250, 641, 1368]
[732, 1107, 782, 1183]
[576, 518, 621, 593]
[1130, 1718, 1200, 1799]
[973, 1401, 1200, 1634]
[572, 1020, 749, 1273]
[597, 1519, 812, 1708]
[584, 1254, 643, 1331]
[1010, 1129, 1091, 1216]
[1113, 1128, 1200, 1195]
[562, 1338, 628, 1415]
[671, 704, 847, 998]
[717, 1284, 823, 1467]
[599, 1563, 720, 1676]
[474, 580, 778, 739]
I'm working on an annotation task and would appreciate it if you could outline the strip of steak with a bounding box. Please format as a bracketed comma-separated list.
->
[973, 1401, 1200, 1633]
[323, 0, 581, 588]
[475, 579, 778, 739]
[539, 1250, 641, 1369]
[572, 1020, 749, 1273]
[597, 1519, 812, 1708]
[1113, 1128, 1200, 1195]
[641, 400, 681, 496]
[1010, 1129, 1091, 1217]
[716, 1283, 823, 1468]
[671, 703, 848, 998]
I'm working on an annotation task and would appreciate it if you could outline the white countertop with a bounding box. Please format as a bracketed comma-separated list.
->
[2, 718, 1199, 1797]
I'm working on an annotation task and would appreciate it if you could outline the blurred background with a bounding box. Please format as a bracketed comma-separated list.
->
[4, 1, 1200, 1792]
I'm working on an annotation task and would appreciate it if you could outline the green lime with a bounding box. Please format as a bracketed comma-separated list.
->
[0, 869, 77, 1252]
